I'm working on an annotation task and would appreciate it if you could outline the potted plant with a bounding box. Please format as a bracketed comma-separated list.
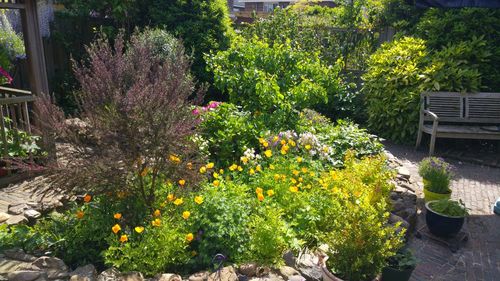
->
[418, 157, 452, 202]
[381, 248, 417, 281]
[426, 199, 468, 237]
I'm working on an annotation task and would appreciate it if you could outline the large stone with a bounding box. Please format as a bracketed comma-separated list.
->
[0, 212, 11, 223]
[24, 210, 41, 221]
[208, 266, 238, 281]
[7, 271, 43, 281]
[69, 265, 97, 281]
[3, 249, 36, 262]
[278, 267, 300, 279]
[397, 167, 411, 180]
[295, 253, 322, 281]
[31, 257, 68, 272]
[0, 258, 32, 275]
[8, 203, 38, 216]
[97, 268, 120, 281]
[287, 276, 306, 281]
[282, 251, 296, 268]
[153, 274, 181, 281]
[120, 272, 143, 281]
[6, 216, 28, 226]
[248, 273, 283, 281]
[188, 272, 209, 281]
[238, 264, 257, 277]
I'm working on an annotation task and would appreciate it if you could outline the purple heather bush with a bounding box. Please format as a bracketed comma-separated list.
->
[35, 30, 205, 207]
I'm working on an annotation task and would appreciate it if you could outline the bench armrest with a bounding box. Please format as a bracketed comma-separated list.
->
[423, 109, 439, 121]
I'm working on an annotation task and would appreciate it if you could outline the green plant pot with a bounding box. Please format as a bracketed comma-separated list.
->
[423, 187, 451, 202]
[381, 266, 415, 281]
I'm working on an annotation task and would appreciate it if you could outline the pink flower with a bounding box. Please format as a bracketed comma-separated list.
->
[0, 67, 13, 84]
[192, 108, 200, 115]
[207, 101, 221, 109]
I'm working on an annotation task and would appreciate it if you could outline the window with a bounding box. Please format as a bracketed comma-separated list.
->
[263, 2, 279, 12]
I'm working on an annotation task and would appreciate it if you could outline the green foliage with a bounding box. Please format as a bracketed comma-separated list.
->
[419, 157, 452, 194]
[429, 199, 468, 217]
[362, 37, 429, 143]
[148, 0, 234, 88]
[321, 154, 403, 281]
[0, 19, 24, 84]
[2, 117, 42, 157]
[197, 103, 261, 167]
[133, 28, 183, 63]
[207, 36, 341, 130]
[297, 109, 383, 163]
[104, 219, 190, 276]
[386, 248, 417, 270]
[415, 8, 500, 91]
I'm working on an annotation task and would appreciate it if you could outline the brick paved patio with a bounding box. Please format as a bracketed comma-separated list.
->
[385, 142, 500, 281]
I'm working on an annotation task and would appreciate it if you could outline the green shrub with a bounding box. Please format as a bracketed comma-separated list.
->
[207, 36, 341, 130]
[0, 21, 24, 84]
[418, 157, 452, 194]
[148, 0, 234, 87]
[198, 103, 261, 167]
[415, 8, 500, 90]
[362, 36, 429, 143]
[321, 154, 403, 281]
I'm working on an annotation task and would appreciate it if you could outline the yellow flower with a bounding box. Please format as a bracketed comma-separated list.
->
[255, 187, 263, 194]
[169, 155, 181, 164]
[249, 168, 255, 175]
[229, 164, 238, 171]
[273, 174, 280, 180]
[83, 194, 92, 203]
[76, 210, 84, 219]
[135, 226, 144, 233]
[292, 170, 300, 176]
[280, 149, 287, 155]
[167, 194, 175, 202]
[269, 164, 275, 170]
[291, 178, 298, 184]
[237, 166, 243, 172]
[186, 233, 194, 242]
[255, 165, 262, 172]
[153, 209, 161, 217]
[119, 235, 128, 243]
[213, 172, 219, 179]
[174, 198, 184, 206]
[219, 169, 224, 174]
[264, 150, 272, 158]
[262, 141, 269, 148]
[140, 167, 150, 177]
[288, 139, 296, 147]
[240, 156, 249, 164]
[273, 136, 279, 142]
[354, 191, 362, 198]
[152, 218, 161, 227]
[178, 179, 186, 186]
[301, 167, 308, 173]
[199, 166, 207, 174]
[114, 213, 122, 219]
[289, 186, 299, 193]
[297, 157, 303, 163]
[267, 190, 275, 197]
[182, 211, 191, 220]
[282, 144, 290, 152]
[305, 144, 312, 150]
[194, 196, 204, 205]
[299, 177, 303, 183]
[112, 224, 121, 234]
[213, 180, 220, 187]
[257, 193, 265, 202]
[280, 140, 286, 145]
[259, 138, 265, 144]
[206, 162, 215, 169]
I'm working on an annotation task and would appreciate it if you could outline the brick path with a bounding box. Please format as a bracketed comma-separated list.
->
[384, 142, 500, 281]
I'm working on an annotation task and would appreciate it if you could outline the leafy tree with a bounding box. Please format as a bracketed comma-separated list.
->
[148, 0, 234, 90]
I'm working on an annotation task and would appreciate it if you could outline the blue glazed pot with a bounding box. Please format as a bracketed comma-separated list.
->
[425, 201, 465, 237]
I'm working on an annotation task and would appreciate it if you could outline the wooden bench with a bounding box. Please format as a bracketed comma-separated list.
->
[416, 92, 500, 155]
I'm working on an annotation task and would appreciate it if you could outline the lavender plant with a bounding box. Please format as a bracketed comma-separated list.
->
[418, 157, 453, 194]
